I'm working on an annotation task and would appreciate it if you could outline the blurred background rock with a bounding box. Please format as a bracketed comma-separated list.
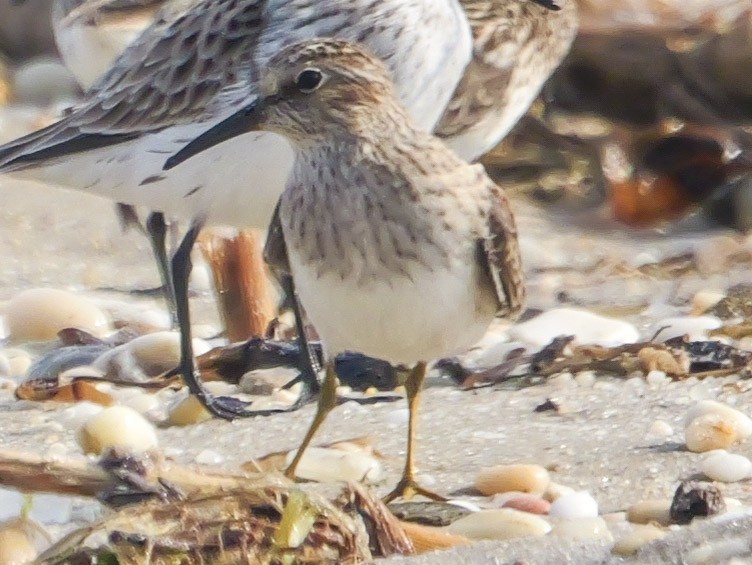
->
[0, 0, 750, 230]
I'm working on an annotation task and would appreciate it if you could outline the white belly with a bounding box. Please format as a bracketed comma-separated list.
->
[10, 127, 294, 229]
[291, 257, 497, 365]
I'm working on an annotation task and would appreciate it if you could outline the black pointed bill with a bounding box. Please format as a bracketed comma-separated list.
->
[163, 99, 263, 171]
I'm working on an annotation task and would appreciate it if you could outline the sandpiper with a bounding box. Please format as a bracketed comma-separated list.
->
[167, 39, 526, 500]
[438, 0, 578, 160]
[0, 0, 474, 419]
[0, 0, 571, 419]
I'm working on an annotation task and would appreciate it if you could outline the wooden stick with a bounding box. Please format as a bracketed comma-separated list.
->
[0, 449, 284, 499]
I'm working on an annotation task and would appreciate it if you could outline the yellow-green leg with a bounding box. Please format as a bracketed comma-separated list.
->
[284, 359, 339, 479]
[383, 361, 446, 503]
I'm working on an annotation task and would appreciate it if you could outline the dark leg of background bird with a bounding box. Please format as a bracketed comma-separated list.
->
[171, 217, 313, 419]
[145, 211, 178, 327]
[284, 359, 338, 479]
[383, 361, 446, 503]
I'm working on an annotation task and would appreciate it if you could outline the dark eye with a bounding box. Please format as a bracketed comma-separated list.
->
[295, 68, 324, 93]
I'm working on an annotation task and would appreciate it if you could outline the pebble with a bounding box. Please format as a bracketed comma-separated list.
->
[167, 394, 212, 426]
[550, 517, 612, 542]
[626, 499, 673, 526]
[647, 419, 674, 438]
[612, 524, 667, 556]
[93, 332, 210, 382]
[474, 464, 550, 496]
[684, 400, 752, 452]
[284, 447, 383, 484]
[691, 290, 726, 316]
[77, 406, 158, 455]
[701, 451, 752, 483]
[645, 370, 669, 387]
[5, 288, 110, 343]
[399, 521, 471, 554]
[446, 508, 551, 541]
[0, 522, 38, 565]
[508, 308, 639, 347]
[500, 495, 551, 515]
[685, 401, 752, 438]
[686, 413, 739, 452]
[650, 316, 722, 342]
[548, 491, 599, 519]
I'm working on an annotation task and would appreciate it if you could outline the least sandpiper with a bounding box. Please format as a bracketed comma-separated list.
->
[167, 39, 526, 500]
[0, 0, 474, 419]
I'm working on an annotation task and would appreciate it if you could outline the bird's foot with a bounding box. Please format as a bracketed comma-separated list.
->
[197, 393, 299, 420]
[382, 476, 447, 504]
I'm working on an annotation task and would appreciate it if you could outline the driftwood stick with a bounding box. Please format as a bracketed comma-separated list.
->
[0, 449, 286, 499]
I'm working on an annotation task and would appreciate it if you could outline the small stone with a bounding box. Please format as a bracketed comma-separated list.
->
[684, 400, 752, 453]
[701, 451, 752, 483]
[446, 508, 551, 540]
[550, 517, 612, 542]
[167, 395, 212, 426]
[626, 499, 673, 526]
[5, 288, 110, 343]
[612, 524, 667, 556]
[508, 308, 639, 347]
[646, 370, 669, 386]
[647, 419, 673, 438]
[670, 481, 725, 525]
[650, 316, 722, 342]
[0, 522, 38, 564]
[548, 491, 599, 519]
[474, 464, 550, 496]
[284, 447, 383, 484]
[685, 413, 739, 453]
[685, 401, 752, 439]
[77, 406, 158, 455]
[691, 290, 726, 316]
[399, 521, 471, 554]
[500, 495, 551, 515]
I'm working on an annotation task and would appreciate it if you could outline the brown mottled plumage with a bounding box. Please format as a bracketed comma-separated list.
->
[169, 39, 525, 500]
[439, 0, 578, 160]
